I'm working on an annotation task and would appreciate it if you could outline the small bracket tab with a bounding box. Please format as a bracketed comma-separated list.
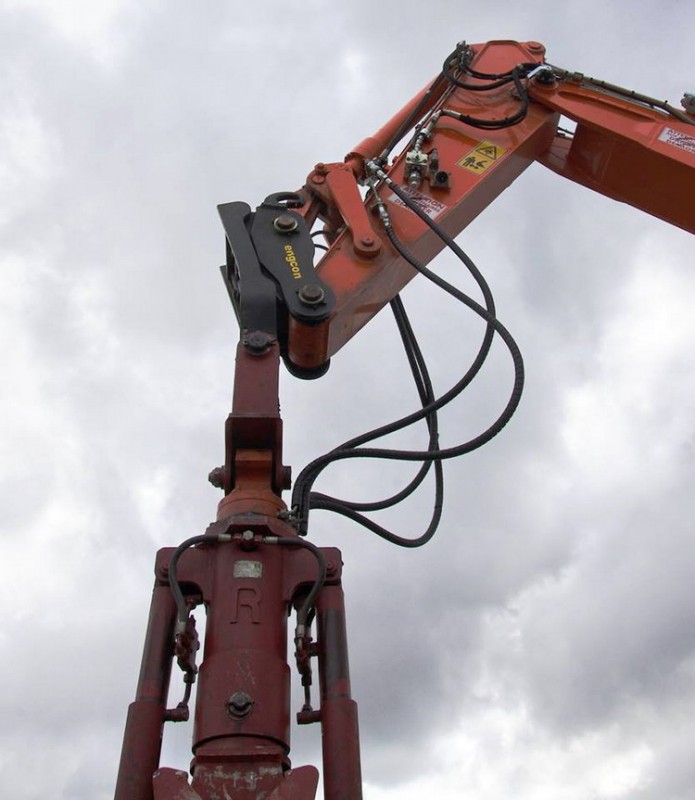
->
[218, 201, 278, 338]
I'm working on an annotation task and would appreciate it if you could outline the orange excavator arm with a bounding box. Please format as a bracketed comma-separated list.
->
[246, 40, 694, 376]
[531, 67, 695, 231]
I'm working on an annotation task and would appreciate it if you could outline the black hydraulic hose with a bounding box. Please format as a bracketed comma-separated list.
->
[292, 216, 499, 531]
[443, 70, 517, 92]
[292, 197, 524, 537]
[290, 47, 530, 541]
[293, 286, 494, 512]
[442, 43, 536, 82]
[308, 294, 445, 548]
[272, 536, 326, 625]
[440, 44, 537, 129]
[310, 295, 441, 514]
[444, 63, 539, 87]
[379, 72, 451, 162]
[292, 279, 522, 538]
[292, 248, 523, 508]
[169, 534, 208, 628]
[301, 176, 499, 461]
[381, 227, 525, 458]
[309, 483, 444, 548]
[392, 294, 435, 407]
[290, 175, 502, 519]
[440, 68, 531, 129]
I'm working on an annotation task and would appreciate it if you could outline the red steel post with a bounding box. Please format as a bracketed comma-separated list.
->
[316, 583, 363, 800]
[115, 580, 177, 800]
[188, 534, 292, 798]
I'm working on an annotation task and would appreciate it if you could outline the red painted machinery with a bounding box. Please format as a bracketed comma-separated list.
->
[115, 40, 695, 799]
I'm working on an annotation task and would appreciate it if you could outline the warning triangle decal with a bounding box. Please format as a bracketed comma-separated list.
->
[476, 144, 499, 160]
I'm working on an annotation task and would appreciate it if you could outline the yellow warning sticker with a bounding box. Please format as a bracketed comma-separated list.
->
[456, 140, 508, 174]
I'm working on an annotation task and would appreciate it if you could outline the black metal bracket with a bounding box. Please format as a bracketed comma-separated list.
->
[218, 201, 278, 339]
[252, 200, 335, 325]
[218, 193, 335, 361]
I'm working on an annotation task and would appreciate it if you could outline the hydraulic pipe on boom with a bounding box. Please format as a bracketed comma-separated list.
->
[115, 39, 695, 800]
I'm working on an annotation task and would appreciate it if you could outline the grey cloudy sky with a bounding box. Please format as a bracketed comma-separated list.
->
[1, 1, 694, 798]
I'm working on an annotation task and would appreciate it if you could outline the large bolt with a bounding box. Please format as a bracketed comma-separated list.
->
[273, 214, 298, 233]
[534, 66, 556, 86]
[297, 284, 325, 306]
[242, 331, 273, 354]
[226, 691, 254, 718]
[208, 466, 225, 489]
[238, 529, 257, 552]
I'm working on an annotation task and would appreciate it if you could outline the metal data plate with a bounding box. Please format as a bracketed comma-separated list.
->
[233, 560, 263, 579]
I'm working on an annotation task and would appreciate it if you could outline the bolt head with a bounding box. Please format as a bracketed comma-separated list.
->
[297, 284, 325, 306]
[273, 214, 299, 233]
[227, 691, 254, 718]
[208, 466, 225, 489]
[243, 331, 273, 354]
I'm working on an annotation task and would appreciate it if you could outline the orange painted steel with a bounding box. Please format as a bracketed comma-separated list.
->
[289, 41, 556, 371]
[286, 40, 694, 373]
[530, 79, 695, 232]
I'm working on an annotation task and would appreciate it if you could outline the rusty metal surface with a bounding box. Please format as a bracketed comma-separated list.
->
[115, 584, 177, 800]
[151, 764, 319, 800]
[315, 585, 362, 800]
[117, 505, 347, 799]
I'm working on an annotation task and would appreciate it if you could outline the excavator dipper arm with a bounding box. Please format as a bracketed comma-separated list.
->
[281, 40, 695, 375]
